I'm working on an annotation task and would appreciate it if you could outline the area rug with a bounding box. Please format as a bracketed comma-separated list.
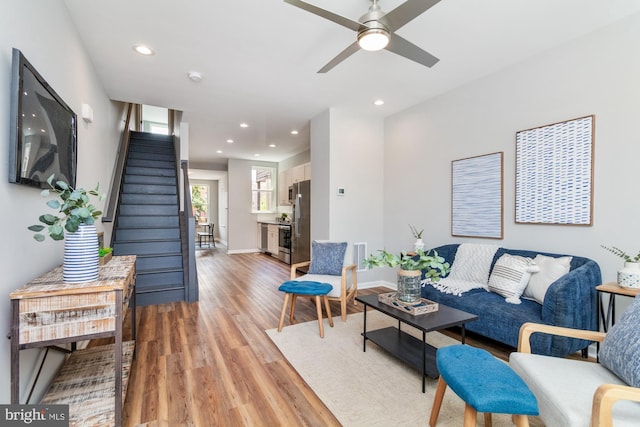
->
[266, 311, 542, 427]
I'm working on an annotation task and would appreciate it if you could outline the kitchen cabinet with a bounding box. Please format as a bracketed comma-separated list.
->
[278, 168, 292, 205]
[267, 224, 279, 255]
[10, 255, 137, 426]
[279, 163, 310, 204]
[291, 164, 305, 183]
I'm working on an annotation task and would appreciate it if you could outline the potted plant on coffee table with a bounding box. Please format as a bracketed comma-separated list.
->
[28, 174, 106, 283]
[364, 248, 450, 304]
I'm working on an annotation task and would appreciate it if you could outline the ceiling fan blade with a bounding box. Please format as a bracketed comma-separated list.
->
[386, 33, 439, 68]
[284, 0, 364, 32]
[318, 42, 360, 73]
[379, 0, 442, 31]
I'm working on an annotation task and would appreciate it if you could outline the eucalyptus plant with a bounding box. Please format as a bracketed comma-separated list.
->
[364, 248, 450, 282]
[409, 224, 424, 239]
[601, 245, 640, 263]
[28, 175, 105, 241]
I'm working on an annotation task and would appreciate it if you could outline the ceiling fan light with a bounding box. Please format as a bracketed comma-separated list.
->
[358, 29, 389, 51]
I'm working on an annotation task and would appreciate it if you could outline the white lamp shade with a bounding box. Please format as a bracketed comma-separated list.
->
[358, 29, 389, 51]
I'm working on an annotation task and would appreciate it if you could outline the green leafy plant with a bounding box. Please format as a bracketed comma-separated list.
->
[601, 245, 640, 263]
[99, 247, 113, 257]
[28, 175, 106, 242]
[409, 224, 423, 239]
[364, 248, 450, 282]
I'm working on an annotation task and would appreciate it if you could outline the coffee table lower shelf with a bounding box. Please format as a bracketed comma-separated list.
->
[363, 326, 439, 379]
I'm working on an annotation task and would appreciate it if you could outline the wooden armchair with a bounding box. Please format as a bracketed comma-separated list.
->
[510, 322, 640, 427]
[290, 261, 357, 322]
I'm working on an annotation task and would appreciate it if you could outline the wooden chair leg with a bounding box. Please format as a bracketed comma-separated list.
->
[289, 294, 297, 322]
[512, 415, 529, 427]
[278, 293, 290, 332]
[429, 376, 448, 427]
[315, 296, 325, 338]
[463, 404, 477, 427]
[484, 412, 492, 427]
[323, 296, 333, 328]
[340, 298, 347, 322]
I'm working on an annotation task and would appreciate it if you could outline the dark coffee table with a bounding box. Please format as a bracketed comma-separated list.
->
[355, 293, 478, 392]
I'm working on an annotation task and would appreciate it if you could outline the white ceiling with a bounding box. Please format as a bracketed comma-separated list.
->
[63, 0, 640, 167]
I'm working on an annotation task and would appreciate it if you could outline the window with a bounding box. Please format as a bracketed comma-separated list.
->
[191, 184, 209, 223]
[252, 166, 275, 212]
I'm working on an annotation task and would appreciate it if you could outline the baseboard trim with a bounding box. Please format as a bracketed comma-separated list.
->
[227, 249, 262, 255]
[358, 281, 395, 290]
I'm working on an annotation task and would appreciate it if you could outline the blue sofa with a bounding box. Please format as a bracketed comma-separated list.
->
[420, 244, 601, 357]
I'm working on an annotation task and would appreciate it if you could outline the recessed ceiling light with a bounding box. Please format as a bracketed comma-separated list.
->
[216, 150, 223, 154]
[254, 153, 260, 157]
[133, 44, 155, 56]
[226, 139, 234, 143]
[374, 99, 385, 106]
[188, 71, 203, 82]
[269, 144, 276, 148]
[290, 130, 299, 135]
[240, 123, 249, 128]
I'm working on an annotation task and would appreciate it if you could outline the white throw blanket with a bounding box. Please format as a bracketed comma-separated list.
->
[425, 243, 501, 296]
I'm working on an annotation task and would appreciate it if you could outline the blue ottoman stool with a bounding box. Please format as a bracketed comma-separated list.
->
[430, 345, 538, 427]
[277, 280, 333, 338]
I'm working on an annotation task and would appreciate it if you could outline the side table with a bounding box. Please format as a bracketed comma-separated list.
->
[596, 282, 639, 333]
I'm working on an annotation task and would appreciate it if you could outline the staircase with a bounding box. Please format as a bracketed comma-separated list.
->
[112, 131, 185, 306]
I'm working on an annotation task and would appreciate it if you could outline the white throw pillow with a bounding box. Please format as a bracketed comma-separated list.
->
[523, 255, 572, 304]
[488, 254, 539, 304]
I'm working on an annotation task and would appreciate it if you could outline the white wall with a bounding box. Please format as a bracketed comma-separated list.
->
[0, 1, 121, 403]
[227, 158, 279, 252]
[382, 13, 640, 292]
[279, 149, 310, 172]
[311, 108, 385, 284]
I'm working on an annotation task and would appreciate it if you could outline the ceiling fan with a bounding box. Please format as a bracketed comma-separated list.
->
[284, 0, 442, 73]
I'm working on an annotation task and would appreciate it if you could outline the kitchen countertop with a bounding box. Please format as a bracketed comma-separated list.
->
[258, 220, 291, 226]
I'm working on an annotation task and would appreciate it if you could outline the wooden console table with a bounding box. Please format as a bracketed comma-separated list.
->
[10, 255, 137, 427]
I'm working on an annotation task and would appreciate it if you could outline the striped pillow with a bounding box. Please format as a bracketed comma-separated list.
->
[488, 254, 539, 304]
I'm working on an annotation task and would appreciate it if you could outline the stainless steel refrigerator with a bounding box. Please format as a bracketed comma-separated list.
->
[290, 180, 311, 267]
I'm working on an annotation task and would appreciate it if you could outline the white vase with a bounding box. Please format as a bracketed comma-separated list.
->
[397, 269, 422, 304]
[414, 238, 425, 252]
[617, 262, 640, 289]
[63, 224, 99, 283]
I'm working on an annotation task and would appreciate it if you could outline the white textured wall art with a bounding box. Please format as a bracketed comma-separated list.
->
[515, 115, 594, 225]
[451, 152, 503, 239]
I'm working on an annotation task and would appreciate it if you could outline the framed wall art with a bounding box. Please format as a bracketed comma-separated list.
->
[451, 152, 503, 239]
[515, 115, 594, 225]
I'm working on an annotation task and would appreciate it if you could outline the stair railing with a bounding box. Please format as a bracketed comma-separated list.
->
[181, 159, 199, 302]
[103, 103, 134, 223]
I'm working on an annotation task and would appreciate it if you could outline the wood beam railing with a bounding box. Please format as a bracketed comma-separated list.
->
[102, 103, 133, 224]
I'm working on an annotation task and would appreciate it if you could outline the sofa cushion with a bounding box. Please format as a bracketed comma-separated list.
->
[510, 352, 640, 427]
[488, 254, 539, 304]
[599, 295, 640, 388]
[308, 241, 347, 276]
[523, 255, 572, 304]
[421, 285, 543, 348]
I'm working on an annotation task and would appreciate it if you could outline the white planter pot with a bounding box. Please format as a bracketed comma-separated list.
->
[617, 262, 640, 289]
[414, 238, 425, 252]
[63, 224, 99, 283]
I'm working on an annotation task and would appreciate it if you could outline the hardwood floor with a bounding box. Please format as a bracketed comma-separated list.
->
[118, 248, 514, 426]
